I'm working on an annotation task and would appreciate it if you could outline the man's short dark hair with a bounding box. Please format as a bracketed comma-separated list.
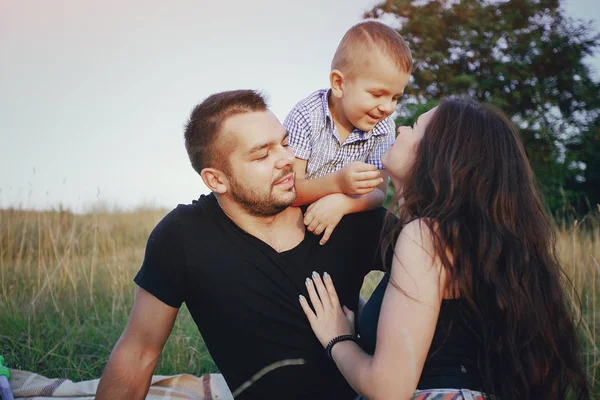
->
[184, 90, 268, 174]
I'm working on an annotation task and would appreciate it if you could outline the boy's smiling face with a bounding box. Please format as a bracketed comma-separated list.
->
[331, 50, 410, 133]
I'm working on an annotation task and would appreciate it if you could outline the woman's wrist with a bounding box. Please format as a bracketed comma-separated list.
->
[325, 334, 360, 360]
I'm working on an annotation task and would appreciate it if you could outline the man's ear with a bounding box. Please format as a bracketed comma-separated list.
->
[201, 167, 229, 194]
[330, 69, 345, 99]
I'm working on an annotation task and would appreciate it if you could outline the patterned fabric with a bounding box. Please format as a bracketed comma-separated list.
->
[355, 388, 488, 400]
[411, 388, 488, 400]
[8, 369, 233, 399]
[283, 89, 395, 179]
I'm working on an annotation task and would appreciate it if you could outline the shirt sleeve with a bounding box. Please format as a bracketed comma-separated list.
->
[133, 209, 187, 308]
[283, 105, 312, 160]
[365, 116, 396, 169]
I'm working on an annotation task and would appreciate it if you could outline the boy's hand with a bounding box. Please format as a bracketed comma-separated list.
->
[337, 161, 383, 195]
[304, 193, 351, 245]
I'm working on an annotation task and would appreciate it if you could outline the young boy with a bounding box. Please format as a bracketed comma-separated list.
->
[283, 21, 412, 244]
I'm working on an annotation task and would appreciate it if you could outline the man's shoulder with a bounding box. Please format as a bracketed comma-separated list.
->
[337, 206, 390, 235]
[177, 192, 216, 214]
[155, 193, 218, 232]
[324, 207, 396, 272]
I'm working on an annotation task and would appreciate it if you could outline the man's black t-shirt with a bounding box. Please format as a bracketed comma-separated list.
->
[134, 193, 388, 400]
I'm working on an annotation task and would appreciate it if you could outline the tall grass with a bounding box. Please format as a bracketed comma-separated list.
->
[0, 208, 215, 381]
[0, 207, 598, 394]
[555, 212, 600, 390]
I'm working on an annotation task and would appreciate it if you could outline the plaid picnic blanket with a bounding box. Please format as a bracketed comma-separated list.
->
[8, 369, 233, 399]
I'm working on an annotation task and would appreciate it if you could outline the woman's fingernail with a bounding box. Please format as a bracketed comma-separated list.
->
[323, 272, 330, 280]
[312, 271, 318, 278]
[305, 277, 312, 285]
[299, 295, 305, 301]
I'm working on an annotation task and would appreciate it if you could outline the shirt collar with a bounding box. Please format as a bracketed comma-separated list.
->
[320, 89, 388, 139]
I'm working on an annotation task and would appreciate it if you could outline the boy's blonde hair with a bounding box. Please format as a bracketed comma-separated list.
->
[331, 21, 412, 77]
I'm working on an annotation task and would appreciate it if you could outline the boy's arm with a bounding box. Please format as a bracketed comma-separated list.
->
[293, 158, 340, 206]
[285, 101, 381, 205]
[284, 105, 326, 207]
[303, 172, 389, 245]
[96, 288, 178, 400]
[339, 171, 389, 213]
[293, 159, 383, 206]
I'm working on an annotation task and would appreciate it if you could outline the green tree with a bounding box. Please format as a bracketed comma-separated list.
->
[366, 0, 600, 213]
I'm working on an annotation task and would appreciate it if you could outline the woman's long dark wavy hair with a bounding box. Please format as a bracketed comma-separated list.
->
[383, 98, 589, 399]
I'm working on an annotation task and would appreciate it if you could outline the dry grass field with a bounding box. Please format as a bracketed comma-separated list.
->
[0, 206, 598, 395]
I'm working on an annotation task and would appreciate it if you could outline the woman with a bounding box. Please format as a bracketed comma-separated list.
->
[299, 98, 589, 399]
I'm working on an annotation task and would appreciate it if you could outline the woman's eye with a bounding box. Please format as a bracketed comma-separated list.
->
[371, 93, 382, 98]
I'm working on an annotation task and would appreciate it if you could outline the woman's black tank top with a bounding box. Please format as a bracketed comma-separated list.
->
[358, 273, 482, 390]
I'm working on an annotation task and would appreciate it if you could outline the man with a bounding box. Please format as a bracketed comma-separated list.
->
[96, 90, 388, 400]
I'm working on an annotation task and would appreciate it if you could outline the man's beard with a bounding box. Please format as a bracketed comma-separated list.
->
[228, 166, 296, 217]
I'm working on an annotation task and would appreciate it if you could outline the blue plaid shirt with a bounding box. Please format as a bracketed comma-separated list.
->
[283, 89, 395, 179]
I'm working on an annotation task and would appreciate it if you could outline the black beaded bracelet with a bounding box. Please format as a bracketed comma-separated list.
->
[325, 334, 360, 361]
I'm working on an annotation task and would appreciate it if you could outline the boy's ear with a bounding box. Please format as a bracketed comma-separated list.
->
[330, 69, 345, 98]
[200, 167, 229, 194]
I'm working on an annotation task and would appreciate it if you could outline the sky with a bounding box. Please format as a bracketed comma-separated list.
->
[1, 0, 599, 212]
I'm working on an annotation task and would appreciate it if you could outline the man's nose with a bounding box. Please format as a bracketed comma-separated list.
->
[275, 145, 295, 169]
